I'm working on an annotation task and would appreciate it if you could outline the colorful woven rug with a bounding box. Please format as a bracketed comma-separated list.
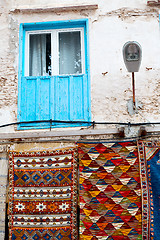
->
[8, 149, 78, 240]
[78, 141, 142, 240]
[138, 141, 160, 240]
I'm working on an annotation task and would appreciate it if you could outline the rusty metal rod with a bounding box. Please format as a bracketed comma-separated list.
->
[132, 72, 136, 109]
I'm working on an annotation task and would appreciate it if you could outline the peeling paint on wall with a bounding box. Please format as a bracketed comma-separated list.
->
[0, 1, 160, 133]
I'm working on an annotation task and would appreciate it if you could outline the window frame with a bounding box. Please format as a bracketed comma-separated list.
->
[25, 27, 85, 76]
[18, 19, 91, 129]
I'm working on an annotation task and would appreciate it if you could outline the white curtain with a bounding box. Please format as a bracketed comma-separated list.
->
[29, 34, 47, 76]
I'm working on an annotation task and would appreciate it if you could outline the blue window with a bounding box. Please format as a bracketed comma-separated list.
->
[18, 19, 91, 129]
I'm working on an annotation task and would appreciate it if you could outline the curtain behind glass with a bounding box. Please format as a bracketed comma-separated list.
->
[29, 34, 51, 76]
[59, 31, 82, 75]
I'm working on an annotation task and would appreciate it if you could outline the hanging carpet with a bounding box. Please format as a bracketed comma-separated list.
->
[138, 141, 160, 240]
[8, 149, 78, 240]
[78, 141, 142, 240]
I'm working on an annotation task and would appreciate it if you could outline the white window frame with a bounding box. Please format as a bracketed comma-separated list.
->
[25, 28, 85, 76]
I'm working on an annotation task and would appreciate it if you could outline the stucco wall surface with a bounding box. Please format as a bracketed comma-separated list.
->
[0, 0, 160, 133]
[10, 0, 146, 10]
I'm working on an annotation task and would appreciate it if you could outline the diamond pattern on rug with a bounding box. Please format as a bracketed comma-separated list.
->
[78, 142, 142, 240]
[8, 149, 78, 240]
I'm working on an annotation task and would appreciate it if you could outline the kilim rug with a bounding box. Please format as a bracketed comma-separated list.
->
[78, 141, 142, 240]
[8, 149, 78, 240]
[138, 141, 160, 240]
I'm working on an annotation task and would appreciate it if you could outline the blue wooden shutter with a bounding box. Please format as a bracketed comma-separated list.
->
[19, 74, 90, 129]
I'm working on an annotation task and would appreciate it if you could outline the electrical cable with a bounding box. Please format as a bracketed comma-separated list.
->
[0, 119, 160, 129]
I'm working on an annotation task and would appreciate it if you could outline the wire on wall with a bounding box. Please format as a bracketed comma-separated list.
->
[0, 119, 160, 129]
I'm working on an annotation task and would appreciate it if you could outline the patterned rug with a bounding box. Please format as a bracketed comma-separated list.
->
[8, 149, 78, 240]
[78, 141, 142, 240]
[138, 141, 160, 240]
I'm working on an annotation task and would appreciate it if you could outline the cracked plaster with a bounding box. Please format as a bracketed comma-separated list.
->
[0, 0, 159, 134]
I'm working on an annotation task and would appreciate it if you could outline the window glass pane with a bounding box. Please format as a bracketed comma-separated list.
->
[29, 33, 51, 76]
[59, 31, 82, 75]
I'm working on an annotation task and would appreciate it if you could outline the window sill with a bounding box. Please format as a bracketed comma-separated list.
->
[10, 4, 98, 14]
[0, 127, 118, 140]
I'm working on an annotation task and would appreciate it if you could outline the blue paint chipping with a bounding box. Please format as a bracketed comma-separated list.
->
[18, 19, 91, 129]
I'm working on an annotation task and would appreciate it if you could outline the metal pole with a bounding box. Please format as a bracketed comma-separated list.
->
[132, 72, 136, 109]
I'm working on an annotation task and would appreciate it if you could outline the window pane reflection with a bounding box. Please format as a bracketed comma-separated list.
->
[59, 31, 82, 75]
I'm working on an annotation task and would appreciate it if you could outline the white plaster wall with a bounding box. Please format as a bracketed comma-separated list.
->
[90, 14, 160, 122]
[10, 0, 147, 9]
[10, 0, 97, 8]
[0, 0, 160, 133]
[98, 0, 147, 12]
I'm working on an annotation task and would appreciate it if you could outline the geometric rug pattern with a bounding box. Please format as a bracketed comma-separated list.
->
[138, 141, 160, 240]
[8, 149, 78, 240]
[78, 141, 142, 240]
